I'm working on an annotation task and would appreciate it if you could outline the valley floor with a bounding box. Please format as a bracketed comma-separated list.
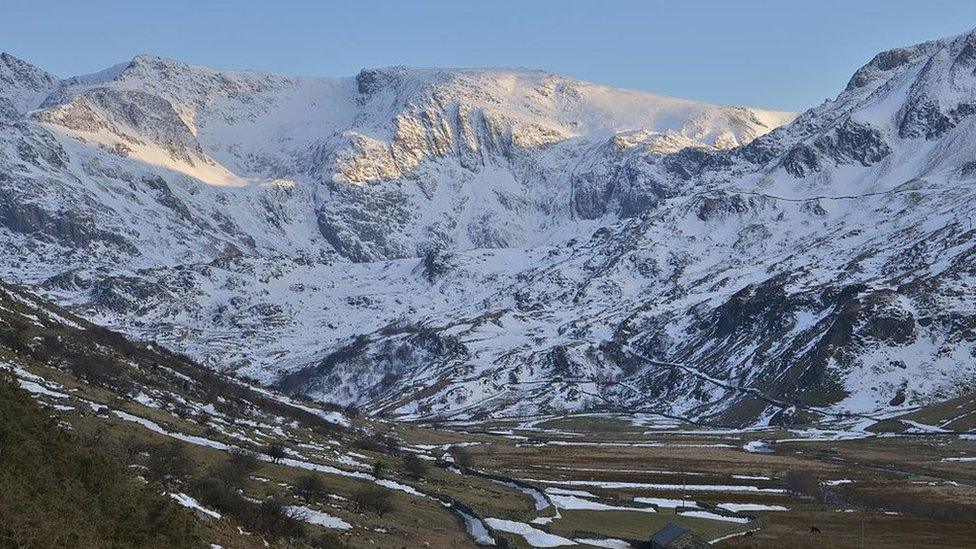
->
[392, 414, 976, 548]
[8, 351, 976, 548]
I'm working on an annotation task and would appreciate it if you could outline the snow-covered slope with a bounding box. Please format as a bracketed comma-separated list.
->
[21, 55, 793, 260]
[1, 28, 974, 428]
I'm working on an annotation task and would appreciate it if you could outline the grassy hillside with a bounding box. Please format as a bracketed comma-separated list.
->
[0, 372, 202, 548]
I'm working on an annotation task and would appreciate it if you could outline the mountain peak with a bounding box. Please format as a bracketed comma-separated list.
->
[116, 54, 201, 82]
[845, 27, 976, 93]
[0, 51, 58, 120]
[127, 53, 189, 70]
[0, 50, 57, 81]
[1, 51, 32, 66]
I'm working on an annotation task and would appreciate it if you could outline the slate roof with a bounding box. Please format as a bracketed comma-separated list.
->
[651, 523, 687, 546]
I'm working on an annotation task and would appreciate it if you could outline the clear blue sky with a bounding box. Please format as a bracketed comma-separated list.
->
[3, 0, 975, 111]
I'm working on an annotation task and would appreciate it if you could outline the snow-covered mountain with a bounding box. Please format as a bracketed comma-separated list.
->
[8, 55, 793, 260]
[1, 27, 975, 427]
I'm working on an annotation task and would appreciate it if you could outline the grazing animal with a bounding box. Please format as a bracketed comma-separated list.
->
[744, 531, 754, 537]
[810, 526, 822, 534]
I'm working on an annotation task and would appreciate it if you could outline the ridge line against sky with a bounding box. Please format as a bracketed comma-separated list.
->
[2, 0, 975, 111]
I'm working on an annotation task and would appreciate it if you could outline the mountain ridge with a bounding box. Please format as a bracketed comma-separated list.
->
[1, 27, 975, 427]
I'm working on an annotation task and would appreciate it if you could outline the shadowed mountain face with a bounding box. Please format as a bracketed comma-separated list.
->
[1, 28, 975, 426]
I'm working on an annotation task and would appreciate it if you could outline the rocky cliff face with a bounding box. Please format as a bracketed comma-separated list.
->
[1, 28, 975, 427]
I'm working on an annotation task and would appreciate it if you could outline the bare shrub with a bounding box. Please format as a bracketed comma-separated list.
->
[403, 454, 429, 479]
[351, 485, 395, 516]
[214, 447, 261, 487]
[112, 437, 149, 465]
[263, 442, 286, 464]
[146, 440, 191, 484]
[785, 469, 821, 497]
[189, 479, 303, 540]
[294, 473, 327, 502]
[448, 446, 473, 469]
[356, 433, 399, 454]
[189, 476, 250, 517]
[252, 494, 305, 540]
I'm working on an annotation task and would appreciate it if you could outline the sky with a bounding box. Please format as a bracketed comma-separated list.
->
[2, 0, 975, 111]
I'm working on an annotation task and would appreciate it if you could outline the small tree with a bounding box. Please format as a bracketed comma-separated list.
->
[263, 442, 286, 464]
[230, 447, 261, 471]
[294, 473, 327, 502]
[448, 446, 473, 469]
[252, 494, 305, 540]
[403, 454, 429, 479]
[215, 447, 261, 487]
[146, 440, 191, 484]
[189, 475, 250, 517]
[372, 460, 388, 479]
[785, 469, 821, 497]
[351, 485, 395, 516]
[112, 437, 149, 465]
[357, 434, 400, 454]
